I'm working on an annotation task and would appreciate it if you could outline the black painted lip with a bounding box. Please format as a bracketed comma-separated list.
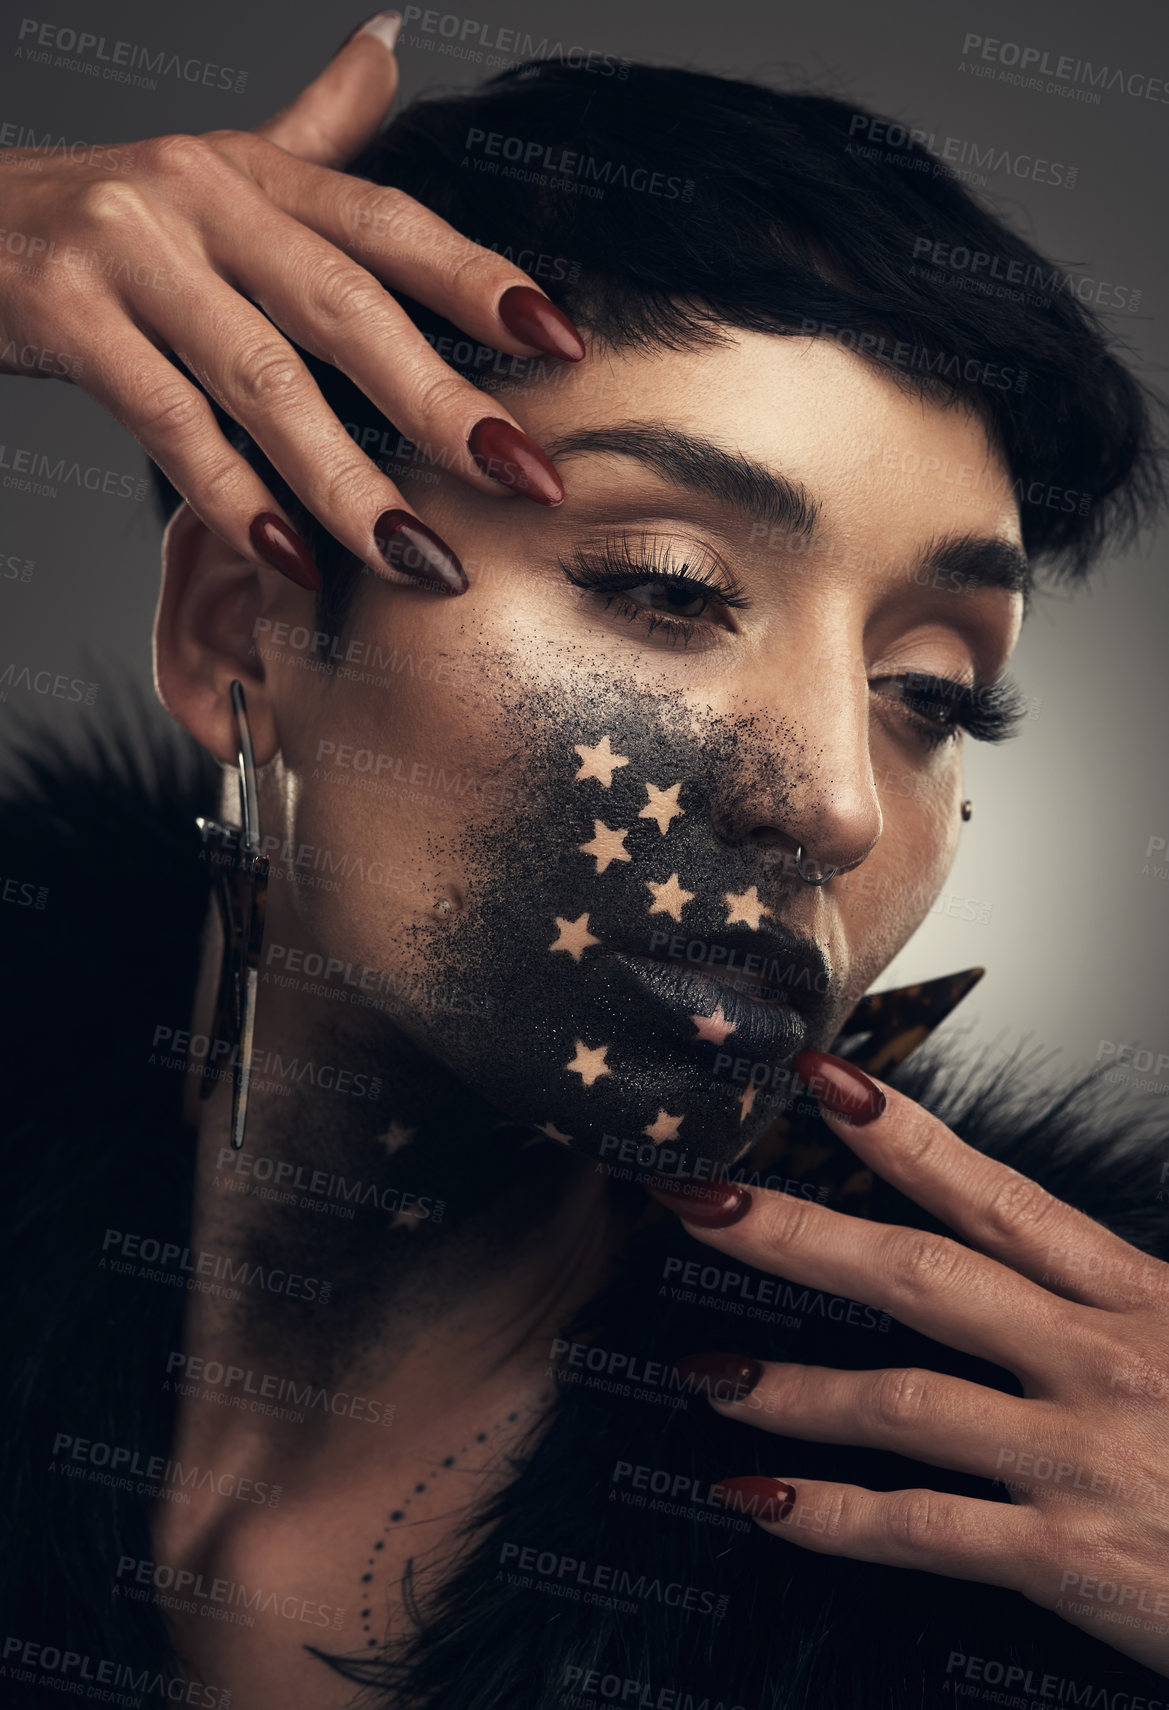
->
[607, 923, 833, 1020]
[609, 951, 810, 1061]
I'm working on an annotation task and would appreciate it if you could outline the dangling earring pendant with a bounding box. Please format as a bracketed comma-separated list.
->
[195, 680, 268, 1151]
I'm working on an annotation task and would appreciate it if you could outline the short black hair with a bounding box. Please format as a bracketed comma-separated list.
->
[153, 59, 1165, 632]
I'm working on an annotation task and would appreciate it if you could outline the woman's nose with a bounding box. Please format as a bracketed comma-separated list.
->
[713, 661, 883, 877]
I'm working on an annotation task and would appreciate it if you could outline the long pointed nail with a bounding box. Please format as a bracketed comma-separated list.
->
[792, 1050, 885, 1125]
[497, 285, 586, 362]
[468, 417, 565, 506]
[644, 1176, 751, 1228]
[711, 1476, 796, 1522]
[673, 1352, 764, 1402]
[372, 510, 467, 594]
[248, 513, 321, 591]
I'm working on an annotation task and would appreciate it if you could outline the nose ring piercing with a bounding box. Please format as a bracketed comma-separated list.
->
[794, 845, 839, 887]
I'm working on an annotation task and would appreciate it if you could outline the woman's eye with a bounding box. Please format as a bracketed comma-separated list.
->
[619, 578, 712, 619]
[874, 676, 956, 725]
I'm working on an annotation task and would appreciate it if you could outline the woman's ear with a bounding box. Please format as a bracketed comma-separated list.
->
[153, 502, 316, 767]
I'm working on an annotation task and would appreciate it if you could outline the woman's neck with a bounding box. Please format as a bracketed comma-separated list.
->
[162, 925, 624, 1560]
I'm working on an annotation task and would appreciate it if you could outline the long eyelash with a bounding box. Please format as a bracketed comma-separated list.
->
[557, 535, 750, 610]
[897, 671, 1027, 745]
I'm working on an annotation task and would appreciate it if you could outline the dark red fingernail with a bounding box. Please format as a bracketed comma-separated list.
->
[644, 1175, 751, 1228]
[793, 1049, 886, 1125]
[497, 285, 586, 362]
[711, 1476, 796, 1522]
[372, 510, 467, 595]
[248, 512, 321, 591]
[673, 1352, 764, 1402]
[468, 416, 565, 506]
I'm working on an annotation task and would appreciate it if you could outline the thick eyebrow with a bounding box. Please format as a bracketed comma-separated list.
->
[542, 421, 820, 538]
[921, 529, 1032, 598]
[543, 419, 1030, 599]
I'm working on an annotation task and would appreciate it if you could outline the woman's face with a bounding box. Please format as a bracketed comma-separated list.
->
[253, 332, 1024, 1168]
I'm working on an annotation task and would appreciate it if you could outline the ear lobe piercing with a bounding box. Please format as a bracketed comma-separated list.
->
[195, 679, 268, 1152]
[961, 799, 974, 822]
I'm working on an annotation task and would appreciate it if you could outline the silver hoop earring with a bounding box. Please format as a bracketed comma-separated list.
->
[794, 845, 839, 887]
[195, 680, 269, 1151]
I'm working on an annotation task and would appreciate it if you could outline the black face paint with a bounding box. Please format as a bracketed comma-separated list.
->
[407, 666, 840, 1170]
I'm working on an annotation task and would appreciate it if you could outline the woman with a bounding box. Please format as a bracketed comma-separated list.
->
[2, 16, 1168, 1709]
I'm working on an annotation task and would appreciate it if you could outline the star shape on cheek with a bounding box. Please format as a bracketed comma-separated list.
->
[645, 872, 696, 923]
[566, 1040, 611, 1087]
[579, 821, 631, 874]
[643, 1109, 684, 1144]
[549, 912, 601, 962]
[638, 781, 684, 835]
[573, 736, 631, 789]
[723, 884, 772, 931]
[690, 1004, 735, 1045]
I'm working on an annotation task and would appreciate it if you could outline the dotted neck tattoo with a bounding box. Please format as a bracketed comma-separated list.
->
[359, 1394, 553, 1648]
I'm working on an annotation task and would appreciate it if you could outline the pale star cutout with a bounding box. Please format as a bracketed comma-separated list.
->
[738, 1083, 758, 1123]
[638, 781, 684, 835]
[573, 735, 631, 788]
[724, 884, 773, 931]
[579, 820, 631, 874]
[644, 1108, 684, 1144]
[690, 1004, 735, 1045]
[565, 1039, 611, 1086]
[549, 912, 601, 962]
[380, 1121, 416, 1154]
[645, 872, 695, 923]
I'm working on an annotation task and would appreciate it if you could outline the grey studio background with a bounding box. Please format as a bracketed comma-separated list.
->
[2, 0, 1166, 1089]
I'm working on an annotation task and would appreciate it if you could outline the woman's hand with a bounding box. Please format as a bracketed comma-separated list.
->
[649, 1052, 1169, 1679]
[0, 13, 584, 589]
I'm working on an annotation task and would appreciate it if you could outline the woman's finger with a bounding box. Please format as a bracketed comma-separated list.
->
[711, 1475, 1043, 1592]
[78, 313, 322, 589]
[646, 1176, 1084, 1384]
[796, 1053, 1168, 1312]
[253, 12, 402, 168]
[217, 133, 587, 363]
[178, 185, 569, 505]
[684, 1356, 1058, 1483]
[136, 265, 472, 587]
